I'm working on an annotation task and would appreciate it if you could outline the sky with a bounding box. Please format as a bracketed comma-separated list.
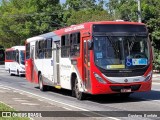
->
[60, 0, 66, 4]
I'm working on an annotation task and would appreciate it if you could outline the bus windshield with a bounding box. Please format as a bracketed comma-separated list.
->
[20, 50, 25, 65]
[93, 36, 150, 70]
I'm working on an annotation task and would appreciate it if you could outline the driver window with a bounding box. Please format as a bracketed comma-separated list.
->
[94, 39, 103, 59]
[131, 40, 147, 58]
[132, 42, 141, 53]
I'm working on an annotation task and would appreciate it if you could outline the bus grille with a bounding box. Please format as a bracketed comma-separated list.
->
[110, 84, 141, 92]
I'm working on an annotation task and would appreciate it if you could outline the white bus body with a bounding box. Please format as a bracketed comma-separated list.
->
[5, 46, 25, 76]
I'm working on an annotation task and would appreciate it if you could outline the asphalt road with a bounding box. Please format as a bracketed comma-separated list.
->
[0, 65, 160, 120]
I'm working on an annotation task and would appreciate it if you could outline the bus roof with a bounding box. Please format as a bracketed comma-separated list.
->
[6, 46, 25, 51]
[26, 21, 146, 43]
[53, 20, 145, 35]
[26, 32, 55, 43]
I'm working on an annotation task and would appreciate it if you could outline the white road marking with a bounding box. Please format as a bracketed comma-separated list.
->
[21, 103, 39, 106]
[13, 90, 19, 93]
[12, 98, 22, 100]
[1, 85, 89, 111]
[14, 99, 28, 102]
[0, 84, 121, 120]
[38, 99, 43, 101]
[0, 87, 10, 90]
[107, 117, 122, 120]
[62, 107, 72, 110]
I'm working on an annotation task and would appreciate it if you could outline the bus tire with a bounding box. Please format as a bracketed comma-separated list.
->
[74, 78, 85, 100]
[9, 69, 13, 76]
[71, 83, 76, 97]
[71, 74, 76, 97]
[17, 70, 21, 77]
[39, 74, 46, 91]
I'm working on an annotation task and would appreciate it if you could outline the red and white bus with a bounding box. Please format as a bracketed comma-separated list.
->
[25, 21, 153, 100]
[5, 46, 25, 76]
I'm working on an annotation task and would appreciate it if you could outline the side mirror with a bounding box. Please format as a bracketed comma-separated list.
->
[149, 33, 152, 41]
[149, 33, 153, 44]
[149, 34, 155, 62]
[88, 40, 93, 50]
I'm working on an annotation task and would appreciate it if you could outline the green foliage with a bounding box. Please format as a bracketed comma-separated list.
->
[153, 49, 160, 70]
[62, 0, 112, 26]
[64, 0, 96, 11]
[67, 9, 111, 25]
[0, 0, 61, 48]
[0, 102, 29, 120]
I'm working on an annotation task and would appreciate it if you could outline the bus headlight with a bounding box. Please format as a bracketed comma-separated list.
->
[94, 73, 106, 84]
[144, 71, 152, 81]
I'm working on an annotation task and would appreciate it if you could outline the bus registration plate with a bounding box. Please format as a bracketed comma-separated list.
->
[121, 88, 131, 93]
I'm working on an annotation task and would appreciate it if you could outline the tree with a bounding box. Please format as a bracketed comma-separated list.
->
[67, 9, 112, 25]
[0, 0, 62, 48]
[64, 0, 96, 11]
[62, 0, 112, 26]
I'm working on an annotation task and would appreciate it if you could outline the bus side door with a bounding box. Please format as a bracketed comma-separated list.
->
[53, 41, 60, 85]
[25, 45, 34, 82]
[83, 38, 91, 92]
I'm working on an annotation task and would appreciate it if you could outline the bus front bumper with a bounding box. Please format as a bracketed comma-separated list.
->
[91, 81, 152, 95]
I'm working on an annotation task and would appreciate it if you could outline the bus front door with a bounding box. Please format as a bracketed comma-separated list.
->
[83, 39, 91, 91]
[30, 46, 35, 82]
[26, 45, 34, 82]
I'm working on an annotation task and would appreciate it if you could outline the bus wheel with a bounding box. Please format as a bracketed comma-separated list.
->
[39, 74, 46, 91]
[17, 70, 20, 77]
[74, 79, 85, 100]
[17, 70, 22, 77]
[9, 69, 13, 76]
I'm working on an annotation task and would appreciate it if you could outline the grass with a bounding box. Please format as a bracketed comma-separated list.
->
[0, 102, 30, 120]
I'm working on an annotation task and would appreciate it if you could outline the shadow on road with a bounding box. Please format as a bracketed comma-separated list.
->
[34, 85, 160, 103]
[87, 90, 160, 104]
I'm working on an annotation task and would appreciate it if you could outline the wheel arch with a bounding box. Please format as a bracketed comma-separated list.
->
[38, 71, 42, 83]
[70, 72, 77, 90]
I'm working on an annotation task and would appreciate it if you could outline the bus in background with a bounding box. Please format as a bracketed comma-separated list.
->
[25, 21, 153, 100]
[5, 46, 25, 76]
[0, 45, 5, 65]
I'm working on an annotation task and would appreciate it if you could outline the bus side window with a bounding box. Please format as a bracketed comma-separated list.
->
[16, 50, 19, 63]
[45, 38, 52, 58]
[61, 35, 70, 58]
[12, 51, 16, 61]
[26, 43, 30, 60]
[35, 41, 38, 59]
[70, 32, 80, 57]
[38, 40, 44, 59]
